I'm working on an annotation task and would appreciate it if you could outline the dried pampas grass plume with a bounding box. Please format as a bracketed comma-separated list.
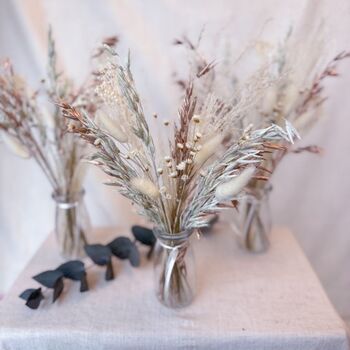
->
[131, 178, 160, 199]
[0, 132, 30, 158]
[215, 166, 255, 201]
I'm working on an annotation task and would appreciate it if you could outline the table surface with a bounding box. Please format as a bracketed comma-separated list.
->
[0, 225, 348, 350]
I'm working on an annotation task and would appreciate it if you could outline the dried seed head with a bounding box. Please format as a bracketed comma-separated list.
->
[177, 143, 184, 149]
[157, 168, 163, 175]
[131, 178, 159, 199]
[164, 156, 172, 162]
[163, 120, 170, 126]
[176, 161, 186, 171]
[194, 134, 224, 166]
[192, 115, 201, 123]
[215, 166, 255, 201]
[94, 138, 101, 146]
[169, 171, 178, 178]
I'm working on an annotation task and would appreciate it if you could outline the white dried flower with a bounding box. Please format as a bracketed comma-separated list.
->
[192, 115, 201, 123]
[95, 110, 128, 143]
[164, 156, 172, 163]
[186, 158, 193, 164]
[181, 175, 189, 181]
[194, 134, 224, 166]
[195, 132, 202, 139]
[215, 166, 255, 202]
[176, 161, 186, 171]
[169, 171, 178, 178]
[177, 143, 184, 149]
[131, 178, 159, 199]
[185, 142, 193, 149]
[163, 120, 170, 126]
[157, 168, 163, 175]
[0, 132, 30, 158]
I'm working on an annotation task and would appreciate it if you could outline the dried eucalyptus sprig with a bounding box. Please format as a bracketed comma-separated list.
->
[19, 227, 156, 309]
[60, 46, 296, 234]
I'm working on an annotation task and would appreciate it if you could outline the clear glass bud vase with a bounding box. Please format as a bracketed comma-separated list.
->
[153, 228, 195, 308]
[52, 190, 90, 259]
[231, 186, 272, 253]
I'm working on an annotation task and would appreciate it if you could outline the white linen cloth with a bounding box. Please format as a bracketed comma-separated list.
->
[0, 226, 348, 350]
[1, 0, 350, 326]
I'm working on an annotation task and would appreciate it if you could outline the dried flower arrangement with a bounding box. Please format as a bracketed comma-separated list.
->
[59, 44, 297, 307]
[174, 17, 350, 252]
[0, 29, 99, 258]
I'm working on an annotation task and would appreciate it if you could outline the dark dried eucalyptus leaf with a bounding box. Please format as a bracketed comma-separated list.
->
[108, 237, 133, 259]
[53, 278, 64, 303]
[105, 260, 114, 281]
[19, 288, 37, 300]
[33, 270, 64, 288]
[131, 225, 156, 246]
[128, 243, 140, 267]
[19, 288, 43, 310]
[80, 274, 89, 292]
[56, 260, 88, 292]
[56, 260, 86, 281]
[85, 244, 112, 266]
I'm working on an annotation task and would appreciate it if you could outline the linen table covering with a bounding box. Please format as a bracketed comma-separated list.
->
[0, 226, 348, 350]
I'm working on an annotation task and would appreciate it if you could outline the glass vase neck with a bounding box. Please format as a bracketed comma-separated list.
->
[52, 189, 85, 207]
[153, 227, 193, 245]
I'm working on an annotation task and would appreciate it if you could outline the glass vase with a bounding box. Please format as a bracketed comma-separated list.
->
[52, 190, 90, 259]
[153, 228, 195, 308]
[231, 186, 272, 253]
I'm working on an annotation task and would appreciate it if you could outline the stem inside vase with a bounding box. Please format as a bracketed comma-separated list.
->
[153, 228, 195, 308]
[52, 189, 90, 259]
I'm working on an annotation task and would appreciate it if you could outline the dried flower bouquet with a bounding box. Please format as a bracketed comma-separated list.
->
[60, 46, 296, 307]
[175, 18, 350, 252]
[0, 29, 97, 258]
